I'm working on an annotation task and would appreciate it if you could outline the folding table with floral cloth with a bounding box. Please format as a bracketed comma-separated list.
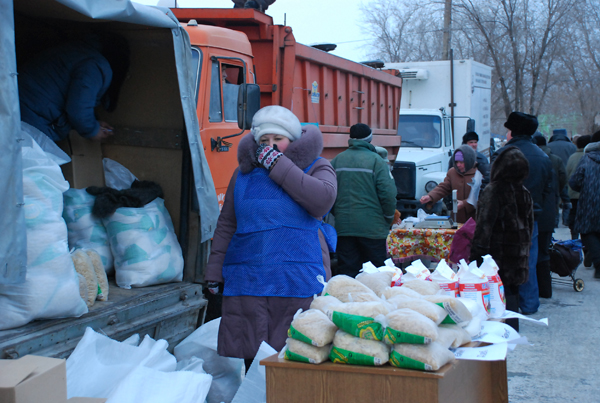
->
[387, 227, 458, 263]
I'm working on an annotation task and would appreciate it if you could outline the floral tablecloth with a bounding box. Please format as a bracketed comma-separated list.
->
[387, 227, 458, 262]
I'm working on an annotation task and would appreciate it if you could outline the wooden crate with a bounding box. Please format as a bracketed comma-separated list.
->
[261, 353, 508, 403]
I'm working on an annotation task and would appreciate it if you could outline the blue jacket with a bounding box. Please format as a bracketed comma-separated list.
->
[548, 130, 576, 166]
[569, 142, 600, 234]
[19, 40, 112, 141]
[489, 136, 553, 221]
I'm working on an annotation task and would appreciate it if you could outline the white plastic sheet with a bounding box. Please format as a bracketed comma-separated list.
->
[67, 327, 212, 403]
[231, 341, 277, 403]
[175, 318, 244, 403]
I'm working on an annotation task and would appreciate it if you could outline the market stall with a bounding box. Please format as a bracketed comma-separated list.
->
[387, 227, 458, 264]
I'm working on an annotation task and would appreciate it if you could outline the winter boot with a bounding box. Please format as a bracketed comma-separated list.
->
[537, 260, 553, 298]
[584, 246, 592, 268]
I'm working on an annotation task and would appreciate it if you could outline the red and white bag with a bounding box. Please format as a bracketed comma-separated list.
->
[457, 259, 491, 317]
[478, 255, 505, 318]
[430, 260, 459, 297]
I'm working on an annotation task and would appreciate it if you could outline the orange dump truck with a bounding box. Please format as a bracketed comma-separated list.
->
[172, 8, 403, 207]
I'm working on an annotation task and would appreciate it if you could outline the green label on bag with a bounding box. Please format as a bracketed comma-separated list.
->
[389, 350, 432, 371]
[97, 284, 103, 296]
[436, 302, 460, 325]
[284, 349, 312, 364]
[331, 311, 384, 341]
[329, 346, 381, 366]
[288, 325, 315, 346]
[383, 327, 431, 345]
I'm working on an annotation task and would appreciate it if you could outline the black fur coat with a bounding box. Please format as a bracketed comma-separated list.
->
[469, 146, 534, 286]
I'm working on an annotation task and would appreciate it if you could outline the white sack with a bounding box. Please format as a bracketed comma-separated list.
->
[0, 132, 87, 330]
[104, 198, 183, 288]
[232, 341, 277, 403]
[63, 188, 114, 273]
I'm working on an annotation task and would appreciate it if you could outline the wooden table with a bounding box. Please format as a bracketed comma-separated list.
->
[261, 353, 507, 403]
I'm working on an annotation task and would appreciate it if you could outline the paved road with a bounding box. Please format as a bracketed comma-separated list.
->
[507, 226, 599, 402]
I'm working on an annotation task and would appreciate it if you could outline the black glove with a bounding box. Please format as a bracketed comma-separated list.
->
[256, 144, 283, 170]
[207, 281, 222, 295]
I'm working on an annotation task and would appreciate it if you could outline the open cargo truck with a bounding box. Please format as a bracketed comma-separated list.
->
[0, 0, 402, 359]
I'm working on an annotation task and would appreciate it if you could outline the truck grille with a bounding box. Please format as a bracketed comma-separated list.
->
[392, 162, 416, 199]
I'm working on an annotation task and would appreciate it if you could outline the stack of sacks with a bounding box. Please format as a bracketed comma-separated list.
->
[283, 309, 337, 364]
[355, 259, 403, 296]
[330, 329, 390, 366]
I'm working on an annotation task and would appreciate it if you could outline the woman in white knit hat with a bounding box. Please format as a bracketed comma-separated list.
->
[204, 105, 337, 369]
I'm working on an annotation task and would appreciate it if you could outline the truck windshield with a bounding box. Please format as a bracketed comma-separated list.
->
[397, 115, 442, 148]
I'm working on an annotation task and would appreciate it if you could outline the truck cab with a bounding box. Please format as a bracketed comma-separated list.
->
[393, 108, 454, 216]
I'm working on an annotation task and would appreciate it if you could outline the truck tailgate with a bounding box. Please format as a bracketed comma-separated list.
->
[0, 281, 207, 359]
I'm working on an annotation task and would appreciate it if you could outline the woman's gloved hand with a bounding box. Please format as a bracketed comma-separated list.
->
[256, 144, 283, 170]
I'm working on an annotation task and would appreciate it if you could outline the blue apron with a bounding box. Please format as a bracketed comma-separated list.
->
[222, 165, 327, 297]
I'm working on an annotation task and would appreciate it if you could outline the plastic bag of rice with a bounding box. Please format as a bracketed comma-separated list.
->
[390, 342, 455, 371]
[330, 330, 389, 366]
[382, 308, 439, 345]
[327, 301, 392, 341]
[387, 295, 447, 325]
[422, 295, 473, 326]
[356, 271, 395, 297]
[438, 324, 471, 347]
[401, 280, 441, 296]
[281, 338, 330, 364]
[85, 249, 109, 302]
[323, 275, 380, 303]
[381, 286, 422, 300]
[288, 309, 337, 347]
[310, 295, 342, 314]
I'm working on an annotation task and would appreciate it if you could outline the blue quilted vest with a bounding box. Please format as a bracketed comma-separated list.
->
[222, 165, 327, 297]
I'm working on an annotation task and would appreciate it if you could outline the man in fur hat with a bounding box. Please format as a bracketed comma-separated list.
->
[488, 112, 553, 315]
[331, 123, 397, 277]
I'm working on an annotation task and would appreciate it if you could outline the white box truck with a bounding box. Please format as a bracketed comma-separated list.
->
[383, 59, 492, 216]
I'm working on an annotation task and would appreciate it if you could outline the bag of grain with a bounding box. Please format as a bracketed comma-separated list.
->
[281, 338, 330, 364]
[387, 295, 447, 325]
[479, 255, 506, 318]
[429, 260, 459, 297]
[327, 301, 392, 341]
[288, 309, 337, 347]
[389, 342, 455, 371]
[330, 330, 389, 366]
[421, 295, 472, 326]
[382, 308, 439, 345]
[310, 295, 342, 314]
[438, 324, 471, 347]
[323, 275, 380, 303]
[457, 259, 491, 317]
[381, 286, 422, 300]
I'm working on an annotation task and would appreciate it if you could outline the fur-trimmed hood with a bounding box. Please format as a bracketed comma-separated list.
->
[237, 124, 324, 174]
[584, 141, 600, 163]
[490, 146, 529, 184]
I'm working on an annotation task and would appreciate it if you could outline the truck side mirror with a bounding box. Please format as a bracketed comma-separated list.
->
[237, 84, 261, 130]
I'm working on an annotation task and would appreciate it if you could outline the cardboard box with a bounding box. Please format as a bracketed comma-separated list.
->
[0, 355, 67, 403]
[67, 398, 108, 403]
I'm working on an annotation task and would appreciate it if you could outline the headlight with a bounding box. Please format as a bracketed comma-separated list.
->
[425, 181, 438, 193]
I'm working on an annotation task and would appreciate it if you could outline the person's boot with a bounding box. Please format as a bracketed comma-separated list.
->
[595, 264, 600, 279]
[584, 246, 592, 268]
[537, 260, 552, 298]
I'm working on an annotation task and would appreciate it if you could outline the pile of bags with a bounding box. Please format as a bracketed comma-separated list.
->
[282, 256, 506, 372]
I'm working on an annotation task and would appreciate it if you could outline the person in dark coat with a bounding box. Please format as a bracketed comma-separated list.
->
[532, 134, 567, 298]
[422, 145, 478, 224]
[18, 34, 129, 142]
[548, 129, 577, 225]
[566, 134, 592, 241]
[470, 146, 534, 331]
[569, 131, 600, 279]
[204, 106, 337, 368]
[489, 112, 553, 315]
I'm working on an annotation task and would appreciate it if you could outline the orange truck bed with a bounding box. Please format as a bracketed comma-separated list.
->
[173, 8, 402, 201]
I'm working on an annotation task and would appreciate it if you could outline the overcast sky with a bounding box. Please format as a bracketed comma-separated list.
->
[134, 0, 371, 62]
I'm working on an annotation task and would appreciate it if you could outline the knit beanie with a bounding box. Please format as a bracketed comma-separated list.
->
[350, 123, 373, 143]
[454, 151, 464, 161]
[251, 105, 302, 143]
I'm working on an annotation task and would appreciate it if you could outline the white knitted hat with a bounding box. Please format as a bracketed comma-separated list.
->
[251, 105, 302, 143]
